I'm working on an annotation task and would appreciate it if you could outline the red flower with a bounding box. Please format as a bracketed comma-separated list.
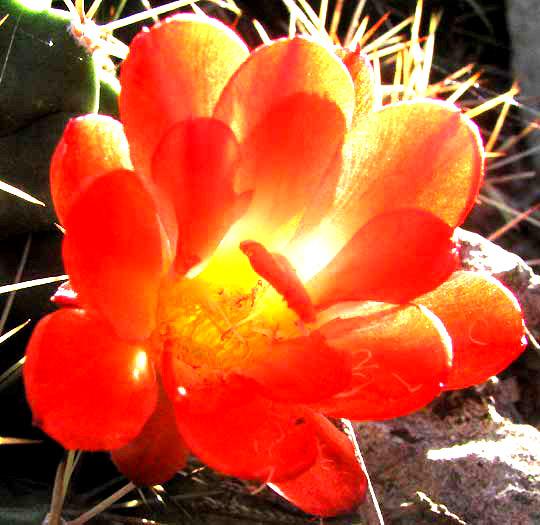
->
[23, 14, 525, 517]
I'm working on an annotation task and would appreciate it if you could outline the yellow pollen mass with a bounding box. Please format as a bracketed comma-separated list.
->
[152, 271, 300, 371]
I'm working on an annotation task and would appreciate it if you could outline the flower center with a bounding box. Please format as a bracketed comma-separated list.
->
[152, 242, 314, 370]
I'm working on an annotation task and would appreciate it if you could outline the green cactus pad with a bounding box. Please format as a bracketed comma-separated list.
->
[0, 0, 100, 135]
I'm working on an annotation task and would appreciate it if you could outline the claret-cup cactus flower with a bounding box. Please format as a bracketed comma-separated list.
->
[23, 13, 526, 517]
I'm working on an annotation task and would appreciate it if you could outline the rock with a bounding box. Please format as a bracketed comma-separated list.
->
[354, 379, 540, 524]
[457, 228, 540, 344]
[506, 0, 540, 182]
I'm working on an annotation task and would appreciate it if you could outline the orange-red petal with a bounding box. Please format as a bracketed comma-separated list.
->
[111, 378, 189, 486]
[63, 170, 164, 342]
[215, 36, 354, 141]
[339, 47, 375, 124]
[152, 118, 249, 272]
[23, 309, 157, 451]
[50, 115, 132, 223]
[119, 14, 249, 178]
[417, 271, 526, 389]
[318, 100, 483, 251]
[313, 302, 452, 420]
[162, 355, 318, 482]
[234, 93, 348, 237]
[242, 331, 352, 403]
[269, 414, 367, 517]
[214, 36, 354, 238]
[307, 209, 459, 307]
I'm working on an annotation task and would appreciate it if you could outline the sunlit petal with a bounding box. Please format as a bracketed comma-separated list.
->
[312, 301, 452, 420]
[418, 271, 526, 389]
[312, 100, 484, 253]
[270, 413, 367, 517]
[63, 170, 165, 341]
[50, 115, 132, 223]
[214, 36, 354, 239]
[339, 47, 376, 122]
[120, 14, 249, 178]
[162, 355, 317, 482]
[111, 378, 189, 486]
[307, 209, 459, 305]
[152, 118, 250, 272]
[242, 331, 352, 403]
[24, 309, 157, 450]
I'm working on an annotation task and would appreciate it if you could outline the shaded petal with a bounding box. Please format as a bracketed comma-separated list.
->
[152, 118, 250, 272]
[111, 377, 189, 486]
[63, 170, 164, 341]
[313, 302, 452, 420]
[23, 309, 157, 451]
[418, 271, 526, 390]
[316, 99, 484, 252]
[307, 209, 459, 306]
[214, 37, 354, 237]
[120, 14, 249, 178]
[50, 115, 132, 223]
[162, 355, 318, 482]
[269, 414, 367, 517]
[241, 331, 352, 403]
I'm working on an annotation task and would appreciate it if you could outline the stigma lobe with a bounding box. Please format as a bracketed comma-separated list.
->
[239, 240, 316, 323]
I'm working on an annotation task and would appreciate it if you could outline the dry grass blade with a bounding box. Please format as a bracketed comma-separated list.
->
[361, 15, 413, 53]
[281, 0, 327, 43]
[101, 0, 186, 29]
[487, 202, 540, 241]
[68, 482, 136, 525]
[497, 118, 540, 154]
[252, 18, 271, 44]
[0, 319, 30, 345]
[328, 0, 343, 41]
[464, 86, 519, 119]
[445, 70, 483, 104]
[341, 419, 384, 524]
[0, 180, 46, 206]
[485, 82, 518, 152]
[0, 356, 25, 391]
[344, 0, 367, 48]
[356, 12, 390, 51]
[488, 171, 537, 184]
[0, 275, 68, 295]
[479, 195, 540, 229]
[0, 233, 31, 336]
[0, 436, 41, 445]
[488, 143, 540, 171]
